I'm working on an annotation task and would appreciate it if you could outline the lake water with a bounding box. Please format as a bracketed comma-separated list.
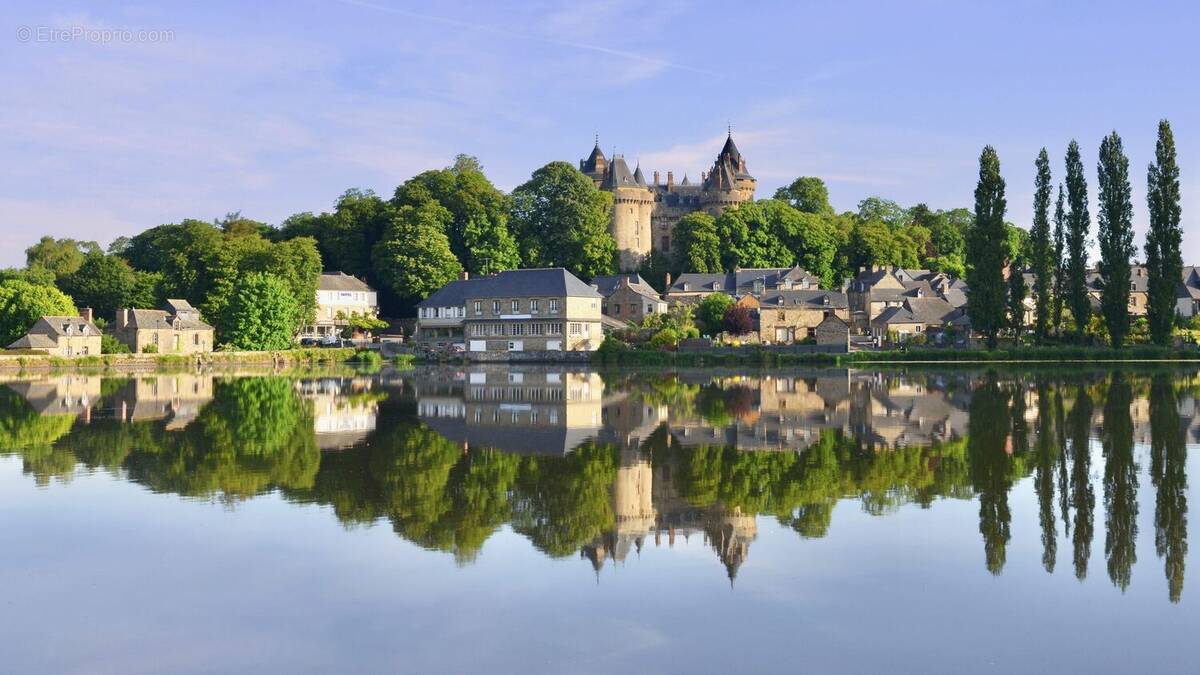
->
[1, 365, 1198, 674]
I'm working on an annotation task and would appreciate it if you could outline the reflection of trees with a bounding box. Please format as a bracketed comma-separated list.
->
[1102, 373, 1137, 591]
[1034, 379, 1059, 573]
[968, 375, 1015, 575]
[0, 377, 319, 499]
[1149, 374, 1188, 602]
[0, 388, 78, 485]
[1066, 383, 1095, 581]
[511, 442, 619, 557]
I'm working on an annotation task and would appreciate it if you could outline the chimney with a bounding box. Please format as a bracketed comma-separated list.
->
[653, 170, 660, 186]
[460, 271, 469, 280]
[116, 308, 129, 329]
[79, 307, 93, 323]
[667, 171, 674, 190]
[665, 272, 672, 288]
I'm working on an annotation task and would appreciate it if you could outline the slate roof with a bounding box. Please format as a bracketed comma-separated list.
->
[417, 278, 479, 308]
[581, 143, 606, 174]
[319, 272, 374, 293]
[759, 290, 848, 309]
[602, 156, 638, 189]
[125, 309, 212, 331]
[872, 297, 963, 327]
[28, 316, 101, 338]
[668, 266, 820, 295]
[1086, 266, 1150, 293]
[420, 269, 601, 307]
[7, 334, 58, 349]
[633, 164, 648, 187]
[592, 273, 656, 297]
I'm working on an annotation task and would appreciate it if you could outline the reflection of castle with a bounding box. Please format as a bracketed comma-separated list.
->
[295, 377, 379, 450]
[581, 447, 758, 583]
[414, 367, 604, 455]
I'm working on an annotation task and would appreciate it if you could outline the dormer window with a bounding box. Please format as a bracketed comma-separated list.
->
[713, 282, 721, 291]
[682, 282, 691, 292]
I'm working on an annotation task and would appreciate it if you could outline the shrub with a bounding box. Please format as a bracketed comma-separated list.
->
[722, 305, 754, 336]
[648, 328, 681, 350]
[101, 334, 130, 354]
[141, 343, 158, 354]
[350, 349, 383, 366]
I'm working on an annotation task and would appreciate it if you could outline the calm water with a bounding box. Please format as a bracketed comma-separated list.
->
[1, 365, 1198, 673]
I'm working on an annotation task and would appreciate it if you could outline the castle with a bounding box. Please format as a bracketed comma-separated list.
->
[580, 132, 757, 271]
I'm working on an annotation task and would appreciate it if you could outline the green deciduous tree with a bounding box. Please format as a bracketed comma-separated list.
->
[510, 161, 616, 280]
[0, 279, 76, 345]
[967, 146, 1009, 349]
[774, 176, 833, 215]
[1096, 131, 1135, 348]
[695, 292, 735, 335]
[371, 203, 463, 307]
[672, 212, 722, 273]
[715, 202, 794, 270]
[1145, 120, 1183, 346]
[24, 236, 100, 280]
[1064, 141, 1092, 338]
[1030, 149, 1054, 341]
[58, 252, 136, 321]
[219, 272, 299, 350]
[760, 200, 839, 287]
[856, 197, 912, 229]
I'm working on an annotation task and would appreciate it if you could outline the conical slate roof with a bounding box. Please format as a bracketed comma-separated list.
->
[633, 163, 647, 187]
[581, 142, 606, 174]
[602, 156, 638, 188]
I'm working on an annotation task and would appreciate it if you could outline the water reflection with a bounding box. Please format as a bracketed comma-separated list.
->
[1, 366, 1197, 602]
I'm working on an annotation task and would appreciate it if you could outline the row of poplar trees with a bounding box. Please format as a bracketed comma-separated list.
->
[968, 120, 1183, 349]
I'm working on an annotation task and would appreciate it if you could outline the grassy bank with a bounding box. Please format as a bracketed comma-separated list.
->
[0, 348, 360, 373]
[592, 344, 1200, 367]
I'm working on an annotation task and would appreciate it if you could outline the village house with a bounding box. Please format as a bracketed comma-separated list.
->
[302, 272, 380, 338]
[755, 290, 850, 344]
[591, 273, 666, 324]
[870, 297, 969, 344]
[111, 300, 214, 354]
[848, 266, 968, 331]
[7, 312, 102, 357]
[815, 314, 851, 348]
[1179, 266, 1200, 318]
[416, 268, 604, 355]
[1086, 265, 1150, 317]
[665, 266, 820, 304]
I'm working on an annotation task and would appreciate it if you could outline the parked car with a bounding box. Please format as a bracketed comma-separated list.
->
[298, 337, 319, 347]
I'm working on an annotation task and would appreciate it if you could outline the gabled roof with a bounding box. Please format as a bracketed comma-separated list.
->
[164, 298, 198, 314]
[320, 272, 374, 293]
[7, 334, 58, 350]
[591, 273, 660, 301]
[817, 314, 849, 329]
[668, 267, 820, 295]
[125, 308, 212, 331]
[903, 297, 959, 324]
[28, 316, 101, 338]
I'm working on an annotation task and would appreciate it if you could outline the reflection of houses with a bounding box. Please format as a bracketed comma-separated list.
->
[4, 375, 103, 419]
[415, 367, 604, 455]
[295, 377, 379, 450]
[107, 374, 214, 429]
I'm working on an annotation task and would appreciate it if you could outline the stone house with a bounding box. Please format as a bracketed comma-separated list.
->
[7, 314, 102, 356]
[1086, 265, 1150, 317]
[815, 315, 851, 347]
[756, 290, 850, 344]
[665, 266, 820, 304]
[848, 267, 969, 332]
[870, 297, 969, 344]
[592, 273, 666, 324]
[111, 300, 214, 354]
[416, 268, 605, 355]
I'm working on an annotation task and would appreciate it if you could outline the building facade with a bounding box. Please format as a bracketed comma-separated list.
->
[7, 315, 102, 356]
[591, 273, 666, 325]
[416, 268, 605, 355]
[303, 272, 379, 338]
[582, 133, 756, 271]
[112, 300, 214, 354]
[756, 290, 850, 344]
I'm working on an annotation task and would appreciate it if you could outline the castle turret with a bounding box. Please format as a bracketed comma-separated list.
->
[604, 155, 655, 271]
[580, 138, 607, 186]
[701, 131, 756, 215]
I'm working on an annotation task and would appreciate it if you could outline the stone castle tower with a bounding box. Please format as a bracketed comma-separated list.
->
[581, 132, 757, 271]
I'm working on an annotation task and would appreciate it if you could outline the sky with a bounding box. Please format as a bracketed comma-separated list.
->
[2, 0, 1199, 268]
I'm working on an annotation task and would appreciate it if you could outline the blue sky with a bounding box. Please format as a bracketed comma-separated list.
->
[3, 0, 1198, 268]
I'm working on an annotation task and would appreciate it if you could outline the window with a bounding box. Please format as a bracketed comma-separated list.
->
[549, 299, 559, 314]
[493, 300, 500, 314]
[511, 299, 520, 313]
[474, 301, 481, 315]
[531, 299, 539, 313]
[613, 304, 620, 314]
[629, 304, 636, 315]
[193, 333, 199, 345]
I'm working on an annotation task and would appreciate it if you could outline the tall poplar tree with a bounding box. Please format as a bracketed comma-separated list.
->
[967, 146, 1008, 349]
[1096, 131, 1135, 348]
[1145, 119, 1183, 345]
[1064, 141, 1092, 338]
[1030, 149, 1053, 341]
[1052, 185, 1066, 334]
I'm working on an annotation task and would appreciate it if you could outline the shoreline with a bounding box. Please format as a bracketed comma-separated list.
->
[0, 348, 360, 373]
